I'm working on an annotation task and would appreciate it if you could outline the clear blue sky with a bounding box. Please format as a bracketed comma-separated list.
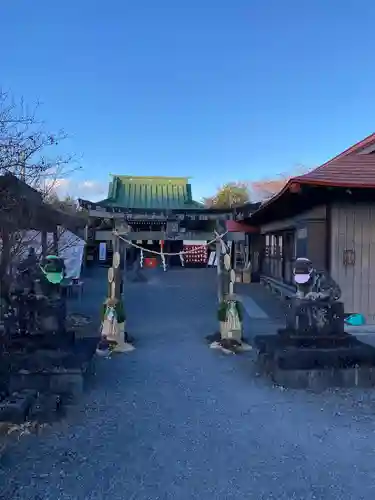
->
[1, 0, 375, 201]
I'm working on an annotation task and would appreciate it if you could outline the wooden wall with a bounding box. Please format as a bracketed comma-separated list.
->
[259, 205, 328, 285]
[331, 203, 375, 323]
[260, 205, 327, 234]
[306, 220, 327, 270]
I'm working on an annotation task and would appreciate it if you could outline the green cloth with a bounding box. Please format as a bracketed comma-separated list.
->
[40, 255, 65, 284]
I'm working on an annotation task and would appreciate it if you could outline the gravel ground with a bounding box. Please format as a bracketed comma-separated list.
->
[1, 268, 375, 499]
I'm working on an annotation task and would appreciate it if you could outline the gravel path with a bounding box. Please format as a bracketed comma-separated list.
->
[2, 268, 375, 499]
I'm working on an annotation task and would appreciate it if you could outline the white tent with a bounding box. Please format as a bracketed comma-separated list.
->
[16, 229, 85, 279]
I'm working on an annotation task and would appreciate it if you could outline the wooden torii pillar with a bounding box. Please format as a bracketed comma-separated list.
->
[216, 218, 229, 302]
[107, 221, 130, 300]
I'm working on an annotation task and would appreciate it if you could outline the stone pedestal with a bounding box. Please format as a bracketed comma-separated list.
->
[254, 332, 375, 390]
[285, 299, 345, 336]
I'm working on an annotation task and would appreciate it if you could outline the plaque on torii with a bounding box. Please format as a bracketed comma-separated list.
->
[115, 221, 131, 235]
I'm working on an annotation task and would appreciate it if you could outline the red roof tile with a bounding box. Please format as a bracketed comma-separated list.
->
[226, 220, 257, 233]
[250, 133, 375, 219]
[293, 132, 375, 187]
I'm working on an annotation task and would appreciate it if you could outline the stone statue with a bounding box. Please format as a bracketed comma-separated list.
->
[12, 247, 40, 335]
[37, 255, 67, 335]
[293, 257, 341, 301]
[285, 257, 344, 336]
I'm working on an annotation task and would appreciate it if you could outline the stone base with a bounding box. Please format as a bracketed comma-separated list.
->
[0, 389, 37, 423]
[285, 300, 345, 336]
[0, 390, 63, 424]
[254, 333, 375, 389]
[272, 366, 375, 390]
[9, 368, 85, 400]
[254, 333, 357, 353]
[6, 338, 98, 401]
[28, 393, 62, 422]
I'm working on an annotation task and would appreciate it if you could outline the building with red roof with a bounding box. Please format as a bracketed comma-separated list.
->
[241, 133, 375, 322]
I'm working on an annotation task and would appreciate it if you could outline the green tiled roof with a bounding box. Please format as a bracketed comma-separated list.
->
[99, 175, 203, 210]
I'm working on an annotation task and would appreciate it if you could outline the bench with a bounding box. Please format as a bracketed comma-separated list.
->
[260, 275, 295, 301]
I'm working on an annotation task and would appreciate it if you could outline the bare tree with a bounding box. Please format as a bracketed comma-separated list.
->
[0, 91, 78, 192]
[250, 176, 290, 201]
[250, 166, 309, 201]
[0, 90, 81, 293]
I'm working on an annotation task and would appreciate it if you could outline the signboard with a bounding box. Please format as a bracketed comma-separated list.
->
[99, 242, 107, 261]
[168, 234, 184, 240]
[166, 221, 179, 233]
[125, 213, 217, 222]
[183, 240, 207, 245]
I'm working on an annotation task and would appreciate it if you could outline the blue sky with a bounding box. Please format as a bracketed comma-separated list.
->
[1, 0, 375, 201]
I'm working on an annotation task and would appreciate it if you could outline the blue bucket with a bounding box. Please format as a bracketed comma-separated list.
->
[345, 313, 366, 326]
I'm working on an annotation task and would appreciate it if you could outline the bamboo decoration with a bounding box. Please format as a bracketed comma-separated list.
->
[218, 231, 243, 343]
[98, 233, 134, 355]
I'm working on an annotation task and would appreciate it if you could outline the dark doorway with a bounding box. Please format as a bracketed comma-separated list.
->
[282, 231, 295, 284]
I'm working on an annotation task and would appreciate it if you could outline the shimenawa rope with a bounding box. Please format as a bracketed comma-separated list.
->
[113, 230, 229, 257]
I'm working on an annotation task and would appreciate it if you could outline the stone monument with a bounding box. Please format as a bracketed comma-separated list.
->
[283, 257, 344, 338]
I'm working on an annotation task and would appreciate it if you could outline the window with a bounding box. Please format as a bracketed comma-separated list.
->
[265, 234, 270, 256]
[277, 235, 282, 257]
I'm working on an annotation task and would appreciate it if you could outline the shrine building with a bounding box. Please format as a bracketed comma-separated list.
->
[78, 175, 246, 267]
